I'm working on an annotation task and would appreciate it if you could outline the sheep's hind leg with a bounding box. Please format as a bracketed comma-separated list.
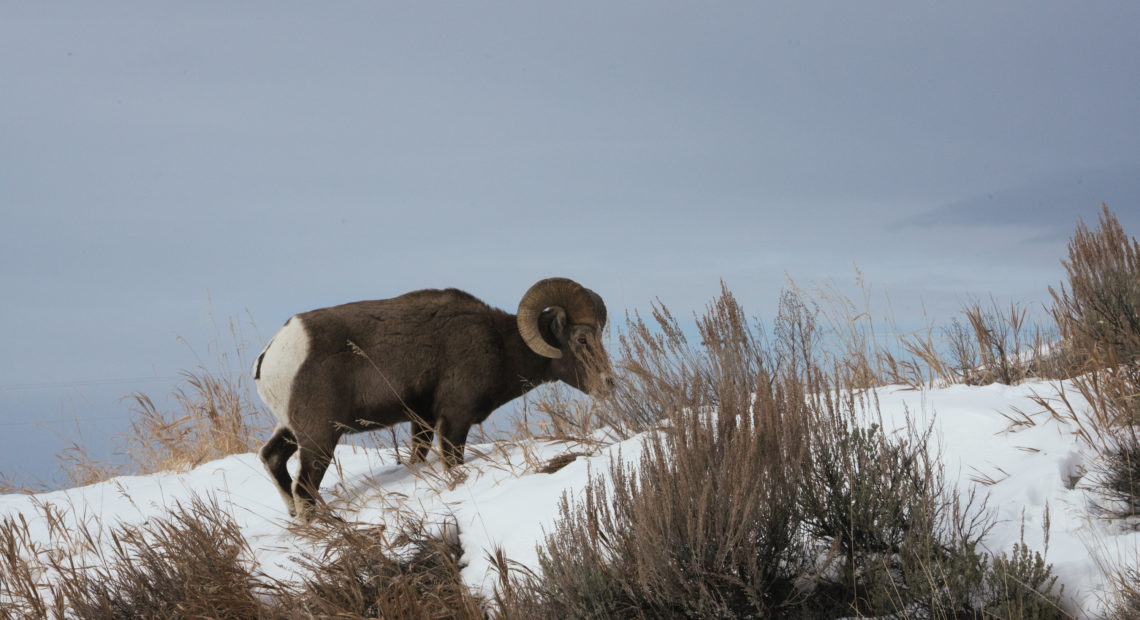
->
[407, 413, 436, 464]
[260, 426, 299, 517]
[292, 430, 339, 523]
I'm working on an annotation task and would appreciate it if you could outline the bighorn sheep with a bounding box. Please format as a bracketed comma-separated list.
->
[254, 278, 613, 520]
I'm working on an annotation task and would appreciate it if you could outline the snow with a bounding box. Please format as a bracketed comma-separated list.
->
[1, 379, 1135, 618]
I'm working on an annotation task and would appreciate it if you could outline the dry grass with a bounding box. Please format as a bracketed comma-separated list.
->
[54, 366, 269, 488]
[0, 494, 268, 620]
[0, 494, 486, 620]
[1052, 204, 1140, 374]
[0, 475, 41, 496]
[120, 368, 268, 473]
[23, 208, 1140, 616]
[496, 286, 1068, 619]
[288, 517, 486, 619]
[1107, 568, 1140, 620]
[3, 276, 1087, 618]
[58, 494, 267, 620]
[51, 314, 274, 488]
[780, 273, 1061, 392]
[1033, 208, 1140, 525]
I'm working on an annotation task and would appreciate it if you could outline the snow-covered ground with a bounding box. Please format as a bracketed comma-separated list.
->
[1, 380, 1135, 618]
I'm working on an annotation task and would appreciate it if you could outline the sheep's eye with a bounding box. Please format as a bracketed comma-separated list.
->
[576, 336, 588, 346]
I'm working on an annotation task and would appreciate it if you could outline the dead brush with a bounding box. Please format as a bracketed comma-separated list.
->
[121, 367, 269, 474]
[807, 274, 896, 389]
[286, 516, 486, 619]
[896, 322, 958, 389]
[0, 513, 60, 619]
[497, 287, 812, 618]
[56, 441, 121, 490]
[793, 273, 954, 390]
[1035, 207, 1140, 524]
[57, 494, 268, 620]
[1051, 204, 1140, 374]
[956, 297, 1058, 385]
[512, 383, 613, 444]
[0, 493, 130, 619]
[51, 312, 274, 486]
[797, 271, 1065, 390]
[495, 285, 1067, 619]
[1107, 568, 1140, 620]
[0, 493, 272, 620]
[0, 473, 47, 496]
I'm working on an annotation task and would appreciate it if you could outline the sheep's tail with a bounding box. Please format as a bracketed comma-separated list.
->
[253, 336, 275, 380]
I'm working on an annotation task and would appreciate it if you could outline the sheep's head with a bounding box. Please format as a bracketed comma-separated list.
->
[517, 278, 615, 395]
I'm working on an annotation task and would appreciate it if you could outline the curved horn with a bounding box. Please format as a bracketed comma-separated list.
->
[517, 278, 598, 358]
[584, 287, 607, 330]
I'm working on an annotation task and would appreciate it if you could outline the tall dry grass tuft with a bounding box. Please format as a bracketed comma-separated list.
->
[53, 313, 273, 487]
[1035, 208, 1140, 524]
[0, 494, 489, 619]
[0, 512, 60, 619]
[1017, 205, 1140, 616]
[56, 367, 270, 488]
[499, 286, 1067, 619]
[56, 442, 121, 489]
[59, 495, 267, 620]
[121, 367, 267, 474]
[1108, 569, 1140, 620]
[1052, 204, 1140, 375]
[287, 518, 486, 619]
[938, 297, 1060, 386]
[596, 282, 777, 437]
[0, 494, 271, 620]
[801, 271, 1062, 390]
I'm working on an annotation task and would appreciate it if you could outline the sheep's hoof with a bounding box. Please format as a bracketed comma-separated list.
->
[292, 501, 345, 526]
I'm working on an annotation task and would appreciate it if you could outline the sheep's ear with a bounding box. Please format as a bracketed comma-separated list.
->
[549, 307, 569, 343]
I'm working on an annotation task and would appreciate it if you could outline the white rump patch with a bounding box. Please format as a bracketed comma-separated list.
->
[255, 316, 310, 427]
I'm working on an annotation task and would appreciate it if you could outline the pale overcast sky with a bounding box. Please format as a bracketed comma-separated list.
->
[3, 2, 1138, 485]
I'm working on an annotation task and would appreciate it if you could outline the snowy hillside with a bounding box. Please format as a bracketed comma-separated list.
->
[0, 379, 1134, 618]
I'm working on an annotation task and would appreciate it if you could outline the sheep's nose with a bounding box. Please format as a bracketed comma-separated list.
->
[597, 373, 617, 394]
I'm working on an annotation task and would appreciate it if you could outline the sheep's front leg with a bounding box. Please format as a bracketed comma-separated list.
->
[407, 413, 436, 464]
[436, 415, 471, 470]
